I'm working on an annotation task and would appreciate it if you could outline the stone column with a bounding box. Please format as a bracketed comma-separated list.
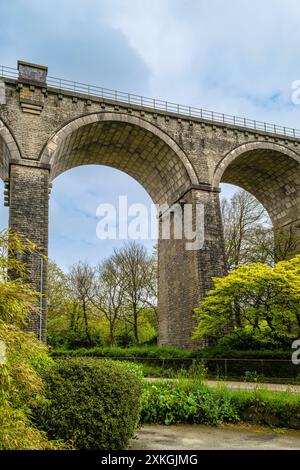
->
[8, 162, 50, 341]
[158, 186, 226, 349]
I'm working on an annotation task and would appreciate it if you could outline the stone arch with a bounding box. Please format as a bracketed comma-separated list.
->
[40, 112, 198, 205]
[212, 140, 300, 255]
[0, 119, 21, 180]
[213, 141, 300, 189]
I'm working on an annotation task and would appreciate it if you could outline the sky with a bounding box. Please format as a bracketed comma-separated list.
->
[0, 0, 300, 269]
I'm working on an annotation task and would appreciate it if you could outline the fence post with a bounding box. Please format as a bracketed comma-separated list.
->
[225, 359, 228, 379]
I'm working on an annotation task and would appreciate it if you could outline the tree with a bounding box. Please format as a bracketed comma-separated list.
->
[0, 229, 58, 449]
[0, 229, 40, 326]
[93, 259, 125, 346]
[47, 261, 69, 320]
[68, 261, 96, 346]
[112, 242, 157, 343]
[193, 255, 300, 348]
[221, 189, 273, 270]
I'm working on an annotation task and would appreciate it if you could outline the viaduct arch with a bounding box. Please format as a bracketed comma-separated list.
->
[0, 61, 299, 347]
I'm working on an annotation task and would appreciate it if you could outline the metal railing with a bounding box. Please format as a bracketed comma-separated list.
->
[1, 64, 300, 139]
[52, 355, 300, 382]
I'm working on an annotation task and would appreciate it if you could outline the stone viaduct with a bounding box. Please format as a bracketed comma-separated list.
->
[0, 61, 299, 348]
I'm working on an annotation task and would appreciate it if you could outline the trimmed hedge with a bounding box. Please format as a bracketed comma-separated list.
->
[52, 345, 194, 359]
[52, 345, 292, 360]
[32, 358, 143, 450]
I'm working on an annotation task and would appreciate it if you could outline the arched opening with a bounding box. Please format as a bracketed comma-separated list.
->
[215, 142, 300, 263]
[48, 164, 158, 348]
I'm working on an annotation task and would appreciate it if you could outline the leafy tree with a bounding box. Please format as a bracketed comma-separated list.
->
[193, 255, 300, 348]
[47, 261, 70, 320]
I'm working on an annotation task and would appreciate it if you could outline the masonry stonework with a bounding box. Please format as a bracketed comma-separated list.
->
[0, 62, 299, 348]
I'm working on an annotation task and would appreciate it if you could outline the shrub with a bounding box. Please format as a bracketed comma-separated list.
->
[141, 380, 300, 430]
[0, 230, 62, 450]
[52, 344, 195, 359]
[141, 381, 240, 426]
[33, 358, 143, 450]
[243, 371, 263, 383]
[0, 399, 63, 450]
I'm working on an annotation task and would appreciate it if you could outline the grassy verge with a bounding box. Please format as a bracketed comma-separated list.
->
[141, 379, 300, 429]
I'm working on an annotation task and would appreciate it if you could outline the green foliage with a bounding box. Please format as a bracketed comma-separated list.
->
[141, 381, 240, 425]
[212, 329, 276, 351]
[243, 371, 263, 383]
[141, 380, 300, 429]
[0, 230, 40, 327]
[52, 344, 194, 359]
[227, 387, 300, 428]
[47, 317, 104, 349]
[0, 400, 62, 450]
[0, 321, 53, 408]
[33, 358, 143, 450]
[113, 360, 144, 379]
[0, 230, 62, 449]
[194, 255, 300, 347]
